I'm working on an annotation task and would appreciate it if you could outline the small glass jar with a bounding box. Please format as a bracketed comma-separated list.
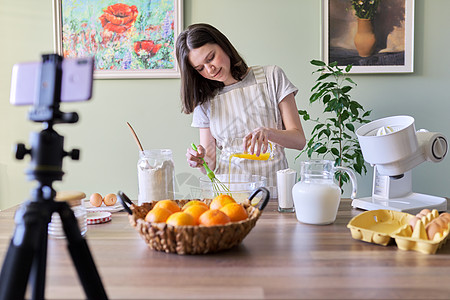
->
[48, 199, 87, 239]
[138, 149, 175, 205]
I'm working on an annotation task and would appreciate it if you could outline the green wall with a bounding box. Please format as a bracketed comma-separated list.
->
[1, 0, 449, 209]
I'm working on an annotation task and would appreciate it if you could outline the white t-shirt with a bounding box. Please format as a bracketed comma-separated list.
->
[191, 65, 298, 128]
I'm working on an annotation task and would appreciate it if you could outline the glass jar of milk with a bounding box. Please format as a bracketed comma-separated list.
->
[292, 160, 357, 225]
[138, 149, 175, 205]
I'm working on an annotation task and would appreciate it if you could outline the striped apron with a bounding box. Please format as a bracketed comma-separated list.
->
[210, 66, 288, 197]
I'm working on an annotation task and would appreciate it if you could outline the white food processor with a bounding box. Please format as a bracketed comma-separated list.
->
[351, 115, 448, 214]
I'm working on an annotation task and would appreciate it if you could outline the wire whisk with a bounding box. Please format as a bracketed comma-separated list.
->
[191, 143, 230, 196]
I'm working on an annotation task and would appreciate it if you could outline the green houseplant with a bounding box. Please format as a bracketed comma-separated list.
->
[297, 60, 372, 187]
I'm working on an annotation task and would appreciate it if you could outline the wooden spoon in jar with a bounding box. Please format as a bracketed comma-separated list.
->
[126, 122, 144, 152]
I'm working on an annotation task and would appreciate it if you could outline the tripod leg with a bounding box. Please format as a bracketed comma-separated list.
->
[30, 216, 49, 300]
[57, 202, 108, 300]
[0, 201, 50, 300]
[0, 240, 34, 300]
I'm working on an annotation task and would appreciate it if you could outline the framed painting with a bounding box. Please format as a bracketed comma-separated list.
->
[53, 0, 183, 79]
[322, 0, 414, 73]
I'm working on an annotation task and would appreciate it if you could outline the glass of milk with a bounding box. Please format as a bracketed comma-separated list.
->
[292, 160, 357, 225]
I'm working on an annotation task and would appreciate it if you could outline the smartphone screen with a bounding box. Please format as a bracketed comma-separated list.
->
[10, 57, 94, 105]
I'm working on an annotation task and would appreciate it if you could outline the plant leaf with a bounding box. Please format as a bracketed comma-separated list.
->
[350, 102, 359, 115]
[331, 148, 339, 156]
[312, 123, 325, 134]
[316, 146, 327, 154]
[317, 73, 332, 81]
[345, 123, 355, 132]
[310, 81, 321, 92]
[341, 86, 352, 93]
[345, 77, 357, 85]
[311, 60, 326, 66]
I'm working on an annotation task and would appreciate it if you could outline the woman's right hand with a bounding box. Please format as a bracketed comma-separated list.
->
[186, 144, 206, 169]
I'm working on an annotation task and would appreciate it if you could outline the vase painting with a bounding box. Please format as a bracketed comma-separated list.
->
[324, 0, 414, 73]
[354, 18, 376, 57]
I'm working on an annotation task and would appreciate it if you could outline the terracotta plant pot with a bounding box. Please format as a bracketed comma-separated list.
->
[354, 18, 376, 57]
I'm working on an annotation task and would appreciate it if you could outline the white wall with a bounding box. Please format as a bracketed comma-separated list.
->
[1, 0, 449, 209]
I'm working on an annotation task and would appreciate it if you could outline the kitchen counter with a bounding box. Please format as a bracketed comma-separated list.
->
[1, 199, 449, 299]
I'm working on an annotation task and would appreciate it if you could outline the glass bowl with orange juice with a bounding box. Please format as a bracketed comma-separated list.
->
[200, 174, 267, 204]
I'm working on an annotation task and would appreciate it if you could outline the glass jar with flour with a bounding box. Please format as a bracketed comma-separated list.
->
[138, 149, 175, 205]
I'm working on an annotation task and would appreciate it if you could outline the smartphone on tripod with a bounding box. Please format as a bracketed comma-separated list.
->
[10, 57, 94, 105]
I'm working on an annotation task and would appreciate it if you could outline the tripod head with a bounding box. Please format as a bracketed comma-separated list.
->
[15, 54, 89, 189]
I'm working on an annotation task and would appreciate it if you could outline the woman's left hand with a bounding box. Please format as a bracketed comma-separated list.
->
[244, 127, 271, 156]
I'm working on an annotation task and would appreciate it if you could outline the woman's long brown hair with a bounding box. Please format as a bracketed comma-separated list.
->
[176, 23, 248, 114]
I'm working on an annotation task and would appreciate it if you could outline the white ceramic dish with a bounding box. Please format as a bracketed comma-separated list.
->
[84, 200, 123, 213]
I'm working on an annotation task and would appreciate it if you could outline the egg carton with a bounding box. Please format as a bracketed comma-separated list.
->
[347, 209, 450, 254]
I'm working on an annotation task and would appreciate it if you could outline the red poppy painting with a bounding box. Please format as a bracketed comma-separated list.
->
[54, 0, 182, 78]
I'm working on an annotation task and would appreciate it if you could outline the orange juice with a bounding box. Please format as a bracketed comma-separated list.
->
[228, 152, 272, 185]
[230, 152, 271, 161]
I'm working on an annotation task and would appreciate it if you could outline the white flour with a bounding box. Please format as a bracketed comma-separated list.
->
[138, 154, 175, 205]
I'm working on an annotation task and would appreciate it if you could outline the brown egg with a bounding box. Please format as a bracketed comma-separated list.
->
[440, 212, 450, 218]
[433, 218, 446, 229]
[416, 213, 425, 219]
[89, 193, 103, 207]
[104, 193, 117, 206]
[426, 222, 441, 240]
[419, 209, 431, 216]
[439, 213, 450, 223]
[408, 216, 420, 230]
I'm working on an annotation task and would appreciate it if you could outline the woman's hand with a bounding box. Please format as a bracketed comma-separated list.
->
[242, 93, 307, 155]
[186, 144, 206, 169]
[244, 127, 271, 157]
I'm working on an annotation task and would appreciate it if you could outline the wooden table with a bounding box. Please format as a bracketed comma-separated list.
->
[1, 199, 450, 300]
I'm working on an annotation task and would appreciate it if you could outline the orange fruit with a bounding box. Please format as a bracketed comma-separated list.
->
[220, 203, 248, 222]
[153, 199, 181, 214]
[198, 209, 231, 226]
[210, 194, 236, 210]
[145, 207, 173, 223]
[166, 212, 196, 226]
[183, 205, 209, 225]
[181, 200, 209, 211]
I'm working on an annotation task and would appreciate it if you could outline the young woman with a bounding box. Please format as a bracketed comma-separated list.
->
[176, 23, 306, 197]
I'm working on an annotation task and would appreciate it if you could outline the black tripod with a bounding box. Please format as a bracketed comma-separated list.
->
[0, 54, 108, 299]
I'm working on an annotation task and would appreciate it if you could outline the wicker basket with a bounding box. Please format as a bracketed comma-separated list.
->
[119, 187, 269, 255]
